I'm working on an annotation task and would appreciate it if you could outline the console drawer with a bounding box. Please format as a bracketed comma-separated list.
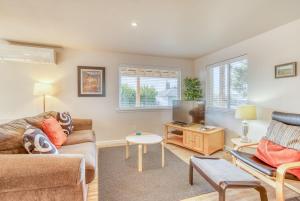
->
[183, 131, 203, 152]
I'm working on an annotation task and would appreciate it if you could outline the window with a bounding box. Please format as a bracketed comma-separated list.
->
[206, 56, 248, 109]
[119, 66, 180, 109]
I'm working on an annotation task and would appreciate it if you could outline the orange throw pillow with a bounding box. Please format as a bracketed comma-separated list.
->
[42, 117, 67, 148]
[255, 138, 300, 179]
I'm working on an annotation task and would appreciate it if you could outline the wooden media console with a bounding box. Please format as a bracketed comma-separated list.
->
[164, 123, 225, 156]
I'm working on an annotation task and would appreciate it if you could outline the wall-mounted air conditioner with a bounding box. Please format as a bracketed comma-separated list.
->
[0, 43, 57, 64]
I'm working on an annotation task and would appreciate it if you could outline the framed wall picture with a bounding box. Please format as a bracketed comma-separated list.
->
[275, 62, 297, 78]
[78, 66, 106, 97]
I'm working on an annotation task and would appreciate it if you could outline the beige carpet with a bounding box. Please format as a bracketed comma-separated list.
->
[98, 144, 214, 201]
[287, 197, 300, 201]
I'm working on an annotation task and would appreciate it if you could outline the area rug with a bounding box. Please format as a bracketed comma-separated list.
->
[98, 144, 214, 201]
[287, 197, 300, 201]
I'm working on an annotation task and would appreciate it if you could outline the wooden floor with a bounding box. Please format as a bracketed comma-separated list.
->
[88, 143, 299, 201]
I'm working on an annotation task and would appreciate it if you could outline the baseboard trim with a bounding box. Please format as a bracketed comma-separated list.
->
[96, 139, 126, 148]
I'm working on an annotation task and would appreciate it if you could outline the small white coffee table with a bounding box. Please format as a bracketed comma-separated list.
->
[125, 133, 164, 172]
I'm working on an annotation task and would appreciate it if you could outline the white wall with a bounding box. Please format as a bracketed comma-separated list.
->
[0, 49, 193, 141]
[3, 18, 300, 145]
[195, 19, 300, 146]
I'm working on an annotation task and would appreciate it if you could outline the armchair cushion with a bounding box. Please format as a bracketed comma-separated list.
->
[231, 150, 299, 180]
[0, 119, 28, 154]
[57, 112, 73, 135]
[23, 125, 58, 154]
[255, 138, 300, 179]
[266, 120, 300, 150]
[64, 130, 95, 146]
[41, 117, 67, 148]
[24, 111, 58, 130]
[72, 119, 92, 131]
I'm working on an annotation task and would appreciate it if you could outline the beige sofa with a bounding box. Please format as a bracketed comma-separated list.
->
[0, 111, 96, 201]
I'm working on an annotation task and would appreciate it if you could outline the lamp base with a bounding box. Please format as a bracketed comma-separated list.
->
[240, 120, 250, 143]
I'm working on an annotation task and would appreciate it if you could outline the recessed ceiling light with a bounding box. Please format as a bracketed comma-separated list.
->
[131, 22, 138, 27]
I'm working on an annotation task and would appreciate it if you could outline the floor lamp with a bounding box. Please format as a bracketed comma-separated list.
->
[34, 82, 53, 112]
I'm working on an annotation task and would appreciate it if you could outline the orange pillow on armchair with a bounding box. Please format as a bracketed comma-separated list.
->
[255, 138, 300, 179]
[42, 117, 67, 148]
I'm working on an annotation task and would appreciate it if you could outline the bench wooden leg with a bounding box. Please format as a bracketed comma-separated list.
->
[189, 159, 193, 185]
[255, 186, 268, 201]
[219, 190, 226, 201]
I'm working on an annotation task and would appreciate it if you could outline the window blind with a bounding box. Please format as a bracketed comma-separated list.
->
[119, 67, 180, 109]
[206, 56, 248, 109]
[119, 67, 179, 78]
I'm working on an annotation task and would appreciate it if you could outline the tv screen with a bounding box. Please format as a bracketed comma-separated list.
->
[172, 100, 205, 125]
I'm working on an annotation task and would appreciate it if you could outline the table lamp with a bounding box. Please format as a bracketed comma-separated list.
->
[235, 105, 257, 143]
[34, 82, 53, 112]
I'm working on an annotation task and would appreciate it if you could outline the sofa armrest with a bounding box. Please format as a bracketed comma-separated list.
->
[73, 118, 93, 131]
[0, 154, 85, 193]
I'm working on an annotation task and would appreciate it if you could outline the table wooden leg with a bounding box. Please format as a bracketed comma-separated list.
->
[189, 159, 193, 185]
[219, 190, 226, 201]
[125, 141, 129, 159]
[164, 125, 168, 143]
[143, 145, 147, 154]
[255, 186, 268, 201]
[161, 142, 165, 168]
[138, 144, 143, 172]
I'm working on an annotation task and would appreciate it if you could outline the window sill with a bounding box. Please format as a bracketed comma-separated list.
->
[116, 106, 172, 112]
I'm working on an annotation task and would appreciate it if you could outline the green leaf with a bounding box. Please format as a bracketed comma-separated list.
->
[183, 77, 203, 101]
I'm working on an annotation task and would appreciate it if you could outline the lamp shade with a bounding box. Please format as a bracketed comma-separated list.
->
[33, 82, 53, 96]
[235, 105, 257, 120]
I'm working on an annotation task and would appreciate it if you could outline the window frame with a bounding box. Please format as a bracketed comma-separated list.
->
[118, 65, 181, 111]
[206, 55, 248, 111]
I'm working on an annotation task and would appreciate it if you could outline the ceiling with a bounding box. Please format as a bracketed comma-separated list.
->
[1, 0, 300, 59]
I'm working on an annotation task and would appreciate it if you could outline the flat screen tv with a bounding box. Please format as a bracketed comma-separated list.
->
[172, 100, 205, 125]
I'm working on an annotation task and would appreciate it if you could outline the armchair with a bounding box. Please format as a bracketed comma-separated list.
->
[231, 111, 300, 201]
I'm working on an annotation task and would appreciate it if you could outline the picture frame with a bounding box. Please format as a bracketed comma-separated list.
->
[78, 66, 106, 97]
[275, 62, 297, 79]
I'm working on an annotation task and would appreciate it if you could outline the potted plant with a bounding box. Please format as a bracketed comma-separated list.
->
[183, 77, 203, 101]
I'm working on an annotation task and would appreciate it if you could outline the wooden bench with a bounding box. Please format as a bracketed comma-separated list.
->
[189, 156, 268, 201]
